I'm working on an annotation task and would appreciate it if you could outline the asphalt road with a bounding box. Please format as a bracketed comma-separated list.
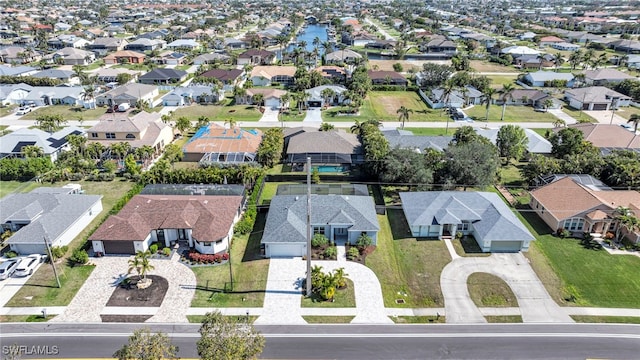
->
[2, 323, 639, 359]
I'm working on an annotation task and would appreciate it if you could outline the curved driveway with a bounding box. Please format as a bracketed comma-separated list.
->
[441, 252, 573, 324]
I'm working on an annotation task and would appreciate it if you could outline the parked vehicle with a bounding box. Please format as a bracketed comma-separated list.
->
[14, 254, 41, 277]
[15, 107, 32, 115]
[0, 259, 18, 280]
[117, 103, 131, 112]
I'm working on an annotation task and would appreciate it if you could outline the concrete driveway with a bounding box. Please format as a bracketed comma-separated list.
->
[441, 252, 573, 324]
[583, 110, 628, 126]
[303, 108, 322, 122]
[259, 107, 280, 122]
[548, 109, 577, 125]
[51, 256, 195, 323]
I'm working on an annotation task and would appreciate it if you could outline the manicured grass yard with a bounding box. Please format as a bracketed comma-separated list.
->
[0, 180, 42, 198]
[561, 106, 597, 122]
[190, 212, 269, 308]
[367, 211, 451, 307]
[259, 182, 299, 205]
[301, 279, 355, 308]
[5, 180, 135, 307]
[518, 207, 640, 308]
[404, 127, 452, 136]
[303, 316, 355, 323]
[570, 316, 640, 324]
[279, 109, 306, 122]
[616, 106, 640, 121]
[467, 272, 518, 307]
[21, 106, 107, 121]
[391, 315, 445, 324]
[485, 75, 519, 88]
[172, 100, 262, 122]
[465, 105, 557, 122]
[1, 104, 17, 117]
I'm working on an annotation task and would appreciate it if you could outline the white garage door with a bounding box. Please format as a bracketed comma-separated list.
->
[268, 243, 304, 258]
[490, 241, 522, 253]
[264, 98, 280, 109]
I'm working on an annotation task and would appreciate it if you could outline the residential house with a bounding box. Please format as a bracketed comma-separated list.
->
[583, 68, 635, 85]
[627, 55, 640, 69]
[538, 36, 565, 47]
[20, 86, 84, 106]
[193, 52, 231, 65]
[284, 128, 363, 166]
[0, 65, 37, 77]
[0, 46, 41, 64]
[313, 65, 346, 83]
[558, 123, 640, 154]
[564, 86, 631, 110]
[261, 194, 380, 257]
[31, 69, 75, 83]
[324, 49, 362, 65]
[383, 129, 453, 153]
[529, 176, 640, 242]
[524, 71, 575, 87]
[513, 54, 555, 70]
[502, 89, 560, 109]
[138, 68, 188, 85]
[0, 83, 33, 105]
[400, 191, 535, 252]
[551, 42, 581, 51]
[125, 38, 166, 52]
[0, 126, 85, 161]
[95, 83, 158, 107]
[475, 128, 552, 154]
[237, 49, 276, 66]
[90, 191, 243, 255]
[250, 66, 296, 87]
[52, 47, 95, 65]
[199, 68, 243, 91]
[1, 185, 103, 255]
[103, 50, 145, 65]
[162, 85, 225, 106]
[166, 39, 200, 51]
[86, 37, 128, 55]
[235, 88, 288, 109]
[368, 70, 407, 87]
[365, 40, 396, 50]
[94, 68, 140, 84]
[183, 123, 263, 163]
[501, 46, 540, 56]
[424, 85, 483, 109]
[223, 38, 248, 50]
[87, 111, 173, 154]
[305, 85, 348, 108]
[153, 51, 187, 66]
[351, 33, 379, 47]
[420, 36, 457, 55]
[137, 29, 169, 40]
[609, 39, 640, 54]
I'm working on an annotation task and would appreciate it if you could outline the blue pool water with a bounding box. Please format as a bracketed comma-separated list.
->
[315, 165, 347, 173]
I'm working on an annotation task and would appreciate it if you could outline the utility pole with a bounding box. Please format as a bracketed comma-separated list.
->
[43, 236, 61, 288]
[305, 156, 312, 297]
[228, 241, 233, 291]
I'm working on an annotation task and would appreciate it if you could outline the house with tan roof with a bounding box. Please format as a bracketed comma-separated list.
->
[529, 176, 640, 242]
[104, 50, 146, 65]
[250, 65, 296, 86]
[235, 88, 288, 109]
[95, 83, 158, 108]
[284, 128, 363, 167]
[90, 191, 244, 255]
[539, 36, 565, 47]
[183, 123, 263, 163]
[564, 86, 631, 110]
[237, 49, 276, 65]
[87, 111, 173, 154]
[559, 123, 640, 154]
[583, 68, 635, 86]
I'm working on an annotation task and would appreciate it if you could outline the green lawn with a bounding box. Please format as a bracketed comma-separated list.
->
[367, 211, 451, 307]
[518, 206, 640, 308]
[561, 106, 597, 122]
[279, 110, 307, 122]
[570, 316, 640, 324]
[1, 104, 17, 117]
[616, 106, 640, 121]
[451, 236, 491, 257]
[465, 105, 557, 122]
[0, 315, 49, 323]
[5, 180, 135, 307]
[190, 212, 269, 307]
[485, 315, 523, 323]
[404, 127, 452, 136]
[391, 316, 445, 324]
[302, 316, 355, 323]
[259, 182, 299, 205]
[172, 102, 262, 122]
[468, 272, 518, 307]
[486, 75, 519, 88]
[21, 106, 107, 121]
[0, 180, 42, 198]
[187, 315, 259, 324]
[301, 279, 355, 308]
[84, 60, 104, 71]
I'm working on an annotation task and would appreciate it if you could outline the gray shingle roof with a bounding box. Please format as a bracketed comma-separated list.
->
[261, 195, 379, 244]
[1, 189, 102, 246]
[286, 130, 362, 155]
[474, 128, 552, 154]
[384, 134, 453, 152]
[399, 192, 535, 243]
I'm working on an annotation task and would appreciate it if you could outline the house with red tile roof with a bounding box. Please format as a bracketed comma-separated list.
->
[90, 193, 243, 255]
[529, 176, 640, 242]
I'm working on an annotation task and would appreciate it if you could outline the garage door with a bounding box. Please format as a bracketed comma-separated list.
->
[592, 103, 608, 110]
[265, 98, 280, 109]
[490, 241, 522, 253]
[103, 241, 135, 254]
[307, 101, 322, 108]
[268, 243, 304, 258]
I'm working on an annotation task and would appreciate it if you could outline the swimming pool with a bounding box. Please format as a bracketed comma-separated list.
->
[314, 165, 348, 173]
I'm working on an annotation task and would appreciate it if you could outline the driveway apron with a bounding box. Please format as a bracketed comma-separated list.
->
[254, 258, 307, 325]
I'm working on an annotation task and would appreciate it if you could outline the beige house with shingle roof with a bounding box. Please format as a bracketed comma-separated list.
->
[560, 124, 640, 153]
[250, 66, 296, 86]
[87, 111, 173, 154]
[529, 177, 640, 242]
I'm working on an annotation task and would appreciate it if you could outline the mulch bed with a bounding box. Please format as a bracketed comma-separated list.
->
[106, 275, 168, 307]
[101, 315, 153, 323]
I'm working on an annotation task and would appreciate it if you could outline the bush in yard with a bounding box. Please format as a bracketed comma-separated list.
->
[356, 233, 372, 248]
[162, 247, 171, 256]
[50, 245, 68, 260]
[149, 243, 158, 254]
[222, 253, 229, 260]
[556, 228, 571, 238]
[70, 248, 89, 265]
[347, 247, 360, 260]
[323, 246, 337, 259]
[6, 251, 18, 258]
[312, 233, 329, 248]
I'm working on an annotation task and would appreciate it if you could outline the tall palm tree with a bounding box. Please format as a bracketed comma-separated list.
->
[396, 106, 413, 129]
[499, 83, 515, 121]
[553, 53, 565, 72]
[569, 50, 583, 70]
[224, 118, 237, 129]
[628, 114, 640, 133]
[81, 85, 96, 109]
[320, 88, 335, 108]
[482, 87, 496, 121]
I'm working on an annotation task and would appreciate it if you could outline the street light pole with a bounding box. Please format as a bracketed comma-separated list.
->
[609, 98, 618, 125]
[305, 156, 312, 297]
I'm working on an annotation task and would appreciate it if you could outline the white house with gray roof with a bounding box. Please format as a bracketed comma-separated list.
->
[261, 195, 380, 257]
[400, 191, 535, 252]
[524, 71, 575, 87]
[0, 126, 85, 161]
[1, 185, 103, 255]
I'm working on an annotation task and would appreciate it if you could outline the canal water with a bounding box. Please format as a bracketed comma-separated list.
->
[284, 23, 330, 55]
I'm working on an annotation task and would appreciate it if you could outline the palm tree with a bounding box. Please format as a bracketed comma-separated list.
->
[628, 114, 640, 133]
[482, 87, 496, 121]
[224, 118, 237, 129]
[21, 145, 44, 158]
[499, 83, 515, 121]
[612, 207, 640, 243]
[553, 53, 565, 72]
[128, 250, 155, 281]
[252, 93, 264, 109]
[542, 98, 554, 112]
[569, 50, 583, 70]
[320, 88, 335, 108]
[553, 118, 566, 128]
[319, 122, 335, 131]
[396, 106, 413, 129]
[81, 85, 96, 109]
[66, 134, 87, 156]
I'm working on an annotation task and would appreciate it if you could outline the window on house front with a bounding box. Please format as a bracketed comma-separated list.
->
[313, 226, 325, 235]
[91, 132, 98, 138]
[459, 221, 471, 231]
[126, 134, 135, 139]
[563, 218, 585, 231]
[203, 242, 211, 247]
[106, 133, 116, 139]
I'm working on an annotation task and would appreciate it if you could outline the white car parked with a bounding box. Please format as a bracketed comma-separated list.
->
[0, 259, 19, 280]
[13, 254, 41, 277]
[15, 107, 32, 115]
